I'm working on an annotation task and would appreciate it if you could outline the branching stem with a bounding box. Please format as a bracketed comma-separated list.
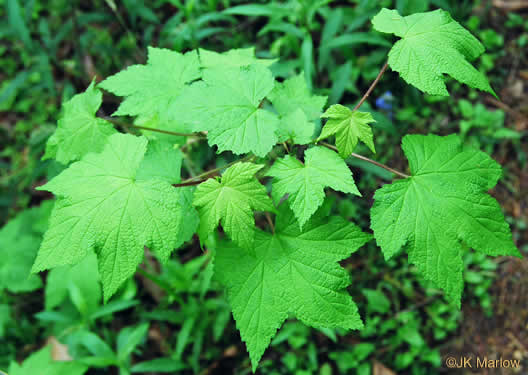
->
[173, 155, 255, 187]
[353, 62, 389, 111]
[104, 116, 203, 137]
[320, 142, 409, 178]
[264, 212, 275, 234]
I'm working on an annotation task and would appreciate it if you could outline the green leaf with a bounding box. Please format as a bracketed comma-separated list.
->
[45, 253, 101, 314]
[33, 134, 199, 301]
[268, 72, 327, 121]
[0, 203, 53, 293]
[0, 304, 10, 337]
[276, 108, 315, 145]
[136, 140, 183, 184]
[100, 47, 200, 122]
[199, 47, 276, 69]
[372, 8, 495, 96]
[43, 81, 116, 164]
[131, 358, 186, 373]
[8, 347, 87, 375]
[117, 323, 149, 361]
[318, 105, 376, 156]
[266, 146, 360, 229]
[215, 206, 371, 370]
[193, 163, 274, 249]
[370, 134, 520, 305]
[174, 65, 279, 156]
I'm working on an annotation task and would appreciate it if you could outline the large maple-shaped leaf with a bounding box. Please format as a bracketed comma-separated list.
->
[43, 81, 116, 164]
[199, 47, 277, 69]
[174, 65, 279, 156]
[100, 47, 200, 121]
[193, 163, 274, 249]
[32, 134, 198, 300]
[372, 8, 495, 96]
[266, 146, 360, 228]
[371, 134, 520, 305]
[318, 104, 376, 157]
[215, 206, 371, 370]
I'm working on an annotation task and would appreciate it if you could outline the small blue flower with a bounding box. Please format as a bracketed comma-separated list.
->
[375, 91, 394, 110]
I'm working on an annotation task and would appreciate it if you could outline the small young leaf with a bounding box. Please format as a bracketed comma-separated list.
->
[174, 65, 279, 156]
[193, 163, 274, 249]
[43, 81, 116, 164]
[100, 47, 200, 122]
[372, 8, 495, 96]
[318, 104, 376, 156]
[214, 206, 371, 370]
[33, 133, 199, 301]
[267, 146, 360, 229]
[370, 134, 520, 306]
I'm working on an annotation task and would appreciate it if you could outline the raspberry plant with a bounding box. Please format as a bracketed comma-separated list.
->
[31, 8, 521, 371]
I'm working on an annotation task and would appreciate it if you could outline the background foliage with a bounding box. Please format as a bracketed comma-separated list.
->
[1, 0, 527, 374]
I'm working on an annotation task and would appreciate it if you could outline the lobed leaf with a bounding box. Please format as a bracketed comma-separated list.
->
[33, 133, 199, 301]
[193, 163, 275, 249]
[372, 8, 495, 96]
[370, 134, 520, 306]
[215, 205, 371, 370]
[267, 146, 360, 229]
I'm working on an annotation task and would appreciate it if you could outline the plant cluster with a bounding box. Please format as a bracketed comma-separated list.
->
[2, 5, 523, 373]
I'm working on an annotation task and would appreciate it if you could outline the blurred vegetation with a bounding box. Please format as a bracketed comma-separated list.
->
[1, 0, 527, 374]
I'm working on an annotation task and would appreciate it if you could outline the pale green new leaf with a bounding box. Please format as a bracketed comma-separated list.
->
[100, 47, 200, 121]
[199, 47, 277, 69]
[268, 72, 327, 121]
[8, 346, 87, 375]
[193, 163, 274, 249]
[318, 104, 376, 157]
[372, 8, 495, 96]
[173, 65, 279, 156]
[276, 108, 315, 145]
[266, 146, 360, 229]
[43, 81, 116, 164]
[371, 134, 520, 305]
[215, 206, 371, 370]
[33, 134, 199, 301]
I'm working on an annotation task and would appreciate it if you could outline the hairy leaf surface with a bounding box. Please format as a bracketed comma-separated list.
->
[43, 81, 116, 164]
[174, 65, 279, 156]
[33, 134, 198, 300]
[267, 146, 360, 228]
[215, 206, 371, 370]
[371, 134, 520, 305]
[372, 8, 494, 96]
[100, 47, 200, 121]
[193, 163, 274, 249]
